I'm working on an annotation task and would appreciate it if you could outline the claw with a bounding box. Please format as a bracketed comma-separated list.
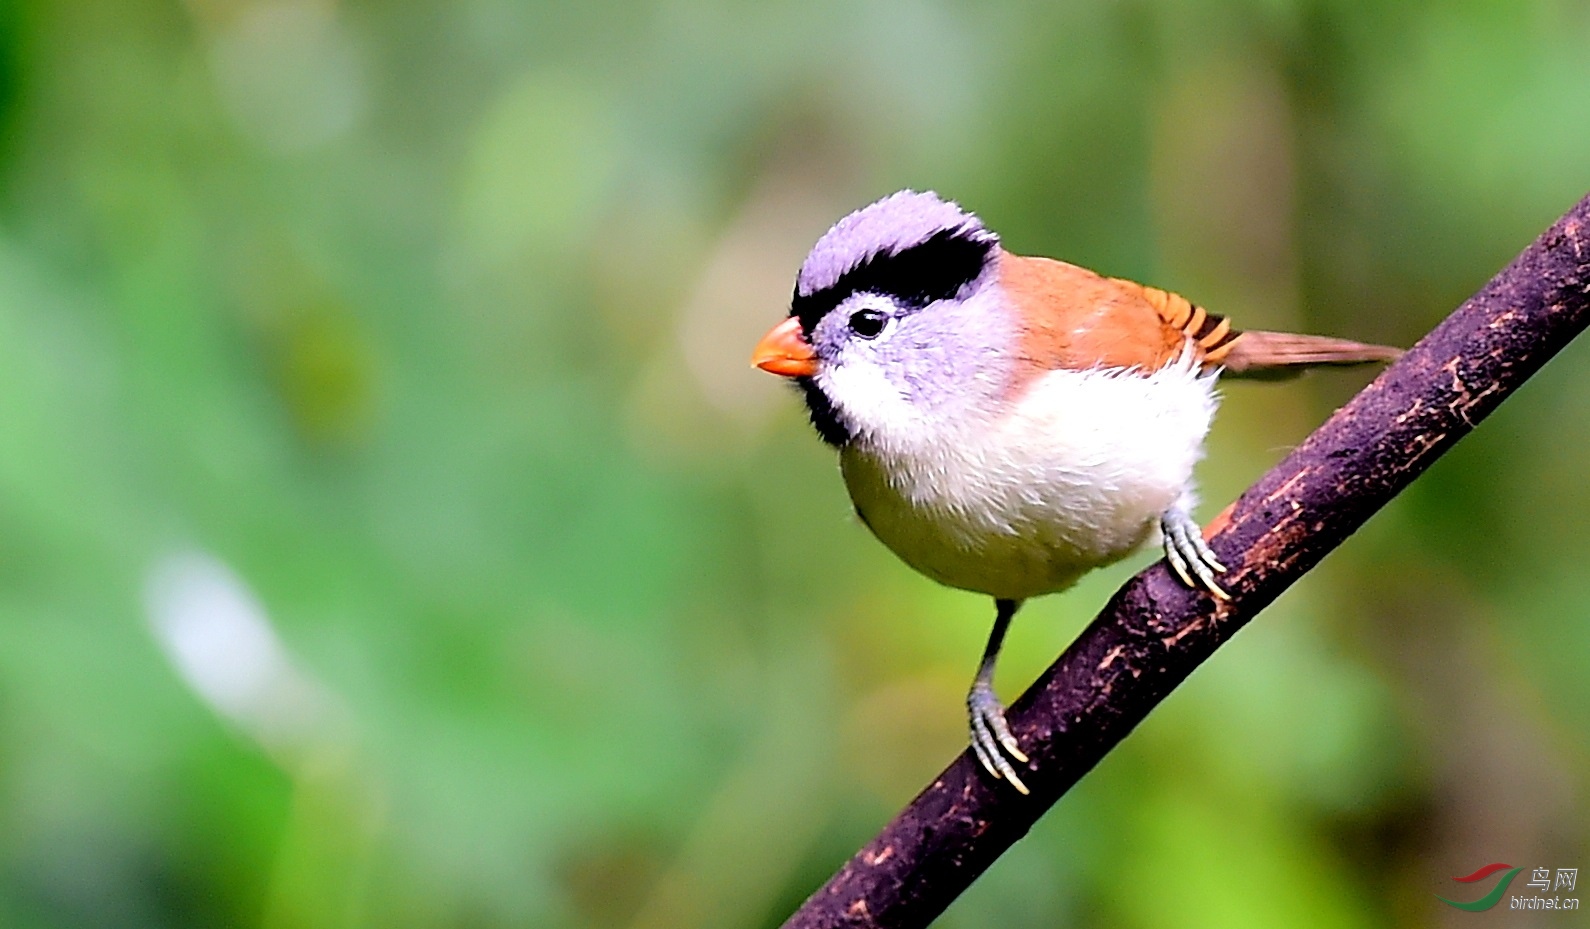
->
[986, 702, 1029, 763]
[1161, 509, 1230, 600]
[1163, 532, 1196, 588]
[968, 683, 1030, 795]
[970, 731, 998, 779]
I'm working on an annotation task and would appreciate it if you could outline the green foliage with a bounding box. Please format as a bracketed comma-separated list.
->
[0, 0, 1584, 926]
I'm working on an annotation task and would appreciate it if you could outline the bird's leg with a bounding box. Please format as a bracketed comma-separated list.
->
[967, 598, 1031, 795]
[1160, 501, 1229, 600]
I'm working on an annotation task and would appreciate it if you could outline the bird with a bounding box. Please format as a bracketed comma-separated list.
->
[750, 189, 1401, 795]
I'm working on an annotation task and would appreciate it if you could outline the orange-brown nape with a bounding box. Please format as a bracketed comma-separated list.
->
[998, 250, 1401, 390]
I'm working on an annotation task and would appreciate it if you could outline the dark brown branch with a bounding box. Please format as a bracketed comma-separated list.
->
[781, 191, 1590, 929]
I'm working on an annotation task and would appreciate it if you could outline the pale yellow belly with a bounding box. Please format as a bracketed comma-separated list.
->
[842, 445, 1164, 601]
[836, 360, 1217, 602]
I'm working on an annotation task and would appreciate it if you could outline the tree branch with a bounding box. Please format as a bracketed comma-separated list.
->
[781, 190, 1590, 929]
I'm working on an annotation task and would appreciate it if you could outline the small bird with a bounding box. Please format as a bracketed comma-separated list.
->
[751, 190, 1400, 794]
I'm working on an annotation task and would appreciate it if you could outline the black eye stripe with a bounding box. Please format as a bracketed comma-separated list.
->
[790, 226, 993, 335]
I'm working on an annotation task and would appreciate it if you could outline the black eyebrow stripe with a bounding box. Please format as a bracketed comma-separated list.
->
[791, 227, 994, 334]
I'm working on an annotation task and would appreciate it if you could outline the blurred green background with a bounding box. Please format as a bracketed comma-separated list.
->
[0, 0, 1585, 927]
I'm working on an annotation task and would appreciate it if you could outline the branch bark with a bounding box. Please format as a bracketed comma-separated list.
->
[781, 190, 1590, 929]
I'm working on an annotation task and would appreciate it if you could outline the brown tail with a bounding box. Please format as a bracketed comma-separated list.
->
[1218, 330, 1403, 379]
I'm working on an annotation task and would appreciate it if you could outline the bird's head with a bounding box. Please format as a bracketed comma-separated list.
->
[752, 190, 1017, 448]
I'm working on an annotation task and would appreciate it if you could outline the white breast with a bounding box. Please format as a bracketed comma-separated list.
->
[840, 354, 1219, 601]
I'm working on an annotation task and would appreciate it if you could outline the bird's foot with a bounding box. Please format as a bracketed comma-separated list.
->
[1161, 507, 1229, 600]
[968, 680, 1030, 795]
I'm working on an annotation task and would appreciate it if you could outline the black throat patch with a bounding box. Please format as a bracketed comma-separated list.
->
[795, 376, 851, 447]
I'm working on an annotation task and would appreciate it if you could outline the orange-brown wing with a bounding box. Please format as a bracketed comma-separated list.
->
[998, 252, 1237, 382]
[999, 250, 1400, 385]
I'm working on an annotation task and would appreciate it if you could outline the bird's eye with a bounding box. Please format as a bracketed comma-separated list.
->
[848, 308, 888, 339]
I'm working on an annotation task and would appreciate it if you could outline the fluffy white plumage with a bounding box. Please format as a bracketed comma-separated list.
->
[839, 349, 1219, 601]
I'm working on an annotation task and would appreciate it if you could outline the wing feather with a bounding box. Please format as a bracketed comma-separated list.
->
[999, 250, 1400, 385]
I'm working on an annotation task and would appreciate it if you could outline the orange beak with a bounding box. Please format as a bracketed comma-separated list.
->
[751, 316, 818, 378]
